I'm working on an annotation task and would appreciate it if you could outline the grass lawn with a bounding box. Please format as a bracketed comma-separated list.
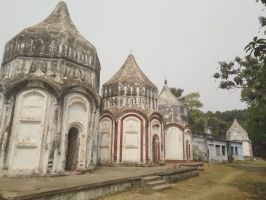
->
[99, 160, 266, 200]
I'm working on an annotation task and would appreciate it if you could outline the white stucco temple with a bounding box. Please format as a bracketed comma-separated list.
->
[0, 2, 193, 176]
[0, 2, 101, 175]
[226, 119, 253, 158]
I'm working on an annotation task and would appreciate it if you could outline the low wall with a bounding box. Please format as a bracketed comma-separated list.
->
[2, 169, 199, 200]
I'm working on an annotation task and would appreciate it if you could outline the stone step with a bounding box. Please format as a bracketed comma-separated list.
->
[152, 184, 172, 192]
[141, 176, 161, 186]
[145, 180, 167, 188]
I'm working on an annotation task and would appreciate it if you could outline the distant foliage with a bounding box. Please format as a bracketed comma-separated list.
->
[213, 1, 266, 158]
[170, 87, 184, 99]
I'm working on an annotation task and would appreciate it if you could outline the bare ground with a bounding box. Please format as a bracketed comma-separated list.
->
[98, 160, 266, 200]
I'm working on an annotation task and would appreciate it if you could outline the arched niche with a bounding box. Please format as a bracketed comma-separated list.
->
[99, 118, 112, 163]
[9, 89, 50, 172]
[184, 131, 192, 160]
[121, 117, 141, 163]
[164, 126, 183, 160]
[60, 93, 90, 171]
[65, 127, 79, 171]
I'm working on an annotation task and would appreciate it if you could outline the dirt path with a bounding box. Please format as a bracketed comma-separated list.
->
[189, 171, 244, 200]
[99, 161, 266, 200]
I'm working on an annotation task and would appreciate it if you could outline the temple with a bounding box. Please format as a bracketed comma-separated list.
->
[0, 2, 101, 175]
[226, 119, 253, 158]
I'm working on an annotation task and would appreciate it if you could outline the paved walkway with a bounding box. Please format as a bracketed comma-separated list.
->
[0, 164, 197, 199]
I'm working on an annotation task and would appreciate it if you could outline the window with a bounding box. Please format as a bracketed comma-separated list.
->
[216, 145, 220, 156]
[231, 146, 234, 155]
[222, 146, 226, 155]
[235, 147, 238, 155]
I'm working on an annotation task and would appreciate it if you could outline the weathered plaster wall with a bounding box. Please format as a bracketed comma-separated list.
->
[165, 126, 183, 160]
[207, 140, 228, 163]
[122, 117, 141, 163]
[229, 142, 243, 161]
[8, 89, 50, 172]
[192, 137, 208, 161]
[242, 141, 251, 157]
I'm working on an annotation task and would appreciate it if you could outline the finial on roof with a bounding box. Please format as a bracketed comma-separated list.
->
[164, 77, 167, 85]
[130, 50, 132, 55]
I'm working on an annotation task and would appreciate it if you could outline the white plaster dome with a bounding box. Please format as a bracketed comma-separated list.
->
[2, 2, 100, 75]
[101, 54, 158, 115]
[158, 82, 188, 124]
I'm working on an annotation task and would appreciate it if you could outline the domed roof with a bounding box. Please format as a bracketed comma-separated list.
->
[101, 54, 158, 117]
[103, 54, 157, 89]
[227, 119, 247, 134]
[158, 81, 188, 124]
[2, 2, 97, 69]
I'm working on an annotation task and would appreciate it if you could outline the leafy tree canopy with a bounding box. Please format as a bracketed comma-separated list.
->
[182, 92, 203, 111]
[170, 87, 184, 99]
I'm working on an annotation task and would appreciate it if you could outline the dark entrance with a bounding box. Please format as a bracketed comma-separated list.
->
[152, 135, 159, 164]
[186, 140, 190, 160]
[65, 127, 79, 171]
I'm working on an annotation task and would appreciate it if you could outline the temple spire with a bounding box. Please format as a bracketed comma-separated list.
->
[164, 77, 167, 85]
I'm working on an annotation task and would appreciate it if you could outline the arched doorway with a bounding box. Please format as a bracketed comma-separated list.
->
[152, 135, 160, 164]
[65, 127, 79, 171]
[186, 140, 190, 160]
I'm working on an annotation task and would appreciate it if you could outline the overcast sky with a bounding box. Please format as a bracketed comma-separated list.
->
[0, 0, 265, 112]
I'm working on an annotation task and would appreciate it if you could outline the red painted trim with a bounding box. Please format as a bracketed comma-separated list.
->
[157, 141, 160, 162]
[165, 123, 185, 131]
[164, 128, 166, 159]
[149, 112, 165, 125]
[145, 124, 149, 163]
[182, 130, 185, 159]
[100, 112, 115, 121]
[100, 115, 114, 163]
[153, 134, 159, 138]
[150, 116, 162, 123]
[119, 114, 144, 163]
[116, 110, 148, 123]
[165, 160, 193, 163]
[114, 121, 118, 162]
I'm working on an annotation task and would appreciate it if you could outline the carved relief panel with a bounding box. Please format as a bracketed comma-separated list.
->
[2, 35, 99, 71]
[0, 58, 99, 93]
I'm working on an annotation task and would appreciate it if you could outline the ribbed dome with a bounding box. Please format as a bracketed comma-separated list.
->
[2, 2, 98, 71]
[103, 54, 157, 89]
[158, 82, 188, 124]
[101, 54, 158, 115]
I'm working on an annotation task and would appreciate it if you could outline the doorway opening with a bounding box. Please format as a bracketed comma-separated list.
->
[65, 127, 79, 171]
[152, 135, 160, 164]
[186, 140, 190, 160]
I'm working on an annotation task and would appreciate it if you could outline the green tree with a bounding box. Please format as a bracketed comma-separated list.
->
[170, 87, 184, 99]
[182, 92, 203, 110]
[213, 1, 266, 157]
[181, 92, 205, 132]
